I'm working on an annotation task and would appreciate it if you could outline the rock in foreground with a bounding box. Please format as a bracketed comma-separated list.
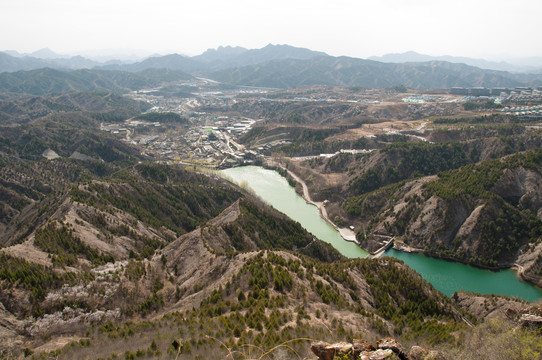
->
[311, 338, 442, 360]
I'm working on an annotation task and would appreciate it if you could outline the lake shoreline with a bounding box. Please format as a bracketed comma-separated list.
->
[265, 161, 360, 246]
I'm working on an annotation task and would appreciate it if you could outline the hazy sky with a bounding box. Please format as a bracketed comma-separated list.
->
[2, 0, 542, 60]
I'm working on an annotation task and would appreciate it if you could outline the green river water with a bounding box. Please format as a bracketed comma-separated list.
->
[221, 166, 542, 302]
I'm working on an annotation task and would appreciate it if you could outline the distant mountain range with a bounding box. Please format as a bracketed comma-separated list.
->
[208, 56, 542, 89]
[98, 44, 329, 73]
[0, 44, 327, 73]
[1, 44, 542, 90]
[192, 44, 328, 70]
[0, 51, 100, 72]
[369, 51, 542, 73]
[5, 48, 154, 63]
[4, 48, 69, 59]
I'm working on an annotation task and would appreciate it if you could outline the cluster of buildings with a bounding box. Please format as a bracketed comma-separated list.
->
[501, 104, 542, 121]
[503, 90, 542, 105]
[203, 116, 256, 135]
[100, 120, 161, 136]
[402, 95, 455, 104]
[99, 110, 261, 167]
[173, 121, 261, 168]
[450, 86, 542, 98]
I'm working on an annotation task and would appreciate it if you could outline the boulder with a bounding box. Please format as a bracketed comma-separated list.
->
[353, 338, 376, 353]
[377, 338, 408, 360]
[311, 341, 333, 360]
[409, 345, 444, 360]
[409, 346, 428, 360]
[311, 338, 439, 360]
[360, 349, 395, 360]
[520, 313, 542, 330]
[311, 341, 352, 360]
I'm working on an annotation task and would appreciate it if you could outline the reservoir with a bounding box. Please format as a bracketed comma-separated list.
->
[221, 166, 542, 302]
[222, 166, 368, 257]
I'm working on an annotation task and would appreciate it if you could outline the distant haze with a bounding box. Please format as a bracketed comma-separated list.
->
[1, 0, 542, 61]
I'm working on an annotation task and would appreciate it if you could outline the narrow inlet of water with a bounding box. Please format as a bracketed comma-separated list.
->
[221, 166, 368, 257]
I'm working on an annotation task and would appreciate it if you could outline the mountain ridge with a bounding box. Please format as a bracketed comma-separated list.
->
[369, 51, 542, 73]
[3, 45, 542, 90]
[209, 56, 542, 89]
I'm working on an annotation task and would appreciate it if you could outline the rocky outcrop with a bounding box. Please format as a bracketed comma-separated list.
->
[453, 291, 531, 320]
[491, 167, 542, 219]
[519, 314, 542, 330]
[310, 338, 441, 360]
[41, 148, 60, 160]
[24, 307, 121, 337]
[377, 338, 408, 360]
[454, 291, 542, 331]
[408, 346, 435, 360]
[515, 240, 542, 287]
[345, 162, 542, 269]
[0, 302, 25, 354]
[311, 342, 354, 360]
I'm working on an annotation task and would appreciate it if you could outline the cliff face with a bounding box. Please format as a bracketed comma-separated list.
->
[399, 196, 535, 266]
[491, 167, 542, 218]
[357, 175, 541, 268]
[318, 150, 542, 269]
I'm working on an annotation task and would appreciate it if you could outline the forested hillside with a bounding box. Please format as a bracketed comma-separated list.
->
[1, 65, 541, 359]
[0, 68, 192, 96]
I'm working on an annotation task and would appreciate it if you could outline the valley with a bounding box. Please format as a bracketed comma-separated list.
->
[95, 79, 542, 285]
[0, 55, 541, 359]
